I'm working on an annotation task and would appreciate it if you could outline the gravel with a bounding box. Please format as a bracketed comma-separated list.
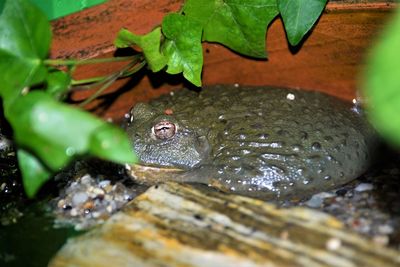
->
[296, 149, 400, 250]
[52, 160, 148, 230]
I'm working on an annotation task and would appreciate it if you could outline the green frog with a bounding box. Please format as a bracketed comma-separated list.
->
[125, 85, 377, 199]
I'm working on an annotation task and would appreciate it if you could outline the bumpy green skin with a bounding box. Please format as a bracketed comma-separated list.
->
[126, 85, 377, 199]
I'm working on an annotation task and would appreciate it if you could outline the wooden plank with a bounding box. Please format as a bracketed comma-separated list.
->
[49, 182, 400, 267]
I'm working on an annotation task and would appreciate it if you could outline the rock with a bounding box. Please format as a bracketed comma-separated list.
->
[53, 171, 146, 230]
[305, 194, 324, 208]
[305, 192, 335, 208]
[355, 183, 374, 192]
[50, 182, 400, 267]
[71, 192, 89, 206]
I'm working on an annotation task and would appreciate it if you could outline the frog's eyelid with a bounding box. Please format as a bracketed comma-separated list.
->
[151, 121, 179, 140]
[150, 126, 157, 140]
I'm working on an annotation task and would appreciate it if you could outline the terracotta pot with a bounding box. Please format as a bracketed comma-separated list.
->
[50, 0, 397, 120]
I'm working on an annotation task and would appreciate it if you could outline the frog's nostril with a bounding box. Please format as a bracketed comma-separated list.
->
[152, 121, 176, 140]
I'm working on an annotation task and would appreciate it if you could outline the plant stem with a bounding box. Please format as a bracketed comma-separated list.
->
[72, 60, 147, 87]
[78, 60, 147, 106]
[44, 55, 140, 66]
[71, 76, 105, 86]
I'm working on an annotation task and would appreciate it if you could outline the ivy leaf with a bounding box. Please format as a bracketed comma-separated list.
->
[5, 91, 137, 171]
[0, 0, 50, 58]
[17, 148, 52, 198]
[161, 13, 203, 86]
[278, 0, 327, 46]
[0, 50, 47, 106]
[363, 8, 400, 147]
[115, 27, 167, 72]
[0, 1, 5, 14]
[89, 124, 138, 164]
[0, 0, 51, 103]
[46, 70, 71, 100]
[183, 0, 279, 58]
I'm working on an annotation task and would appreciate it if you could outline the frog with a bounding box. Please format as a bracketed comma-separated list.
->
[125, 85, 378, 200]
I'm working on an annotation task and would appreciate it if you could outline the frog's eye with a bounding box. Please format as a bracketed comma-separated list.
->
[152, 121, 176, 140]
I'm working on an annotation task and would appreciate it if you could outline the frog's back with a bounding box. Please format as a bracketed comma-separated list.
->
[148, 85, 377, 199]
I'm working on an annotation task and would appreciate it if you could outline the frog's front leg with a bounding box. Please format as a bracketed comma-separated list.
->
[171, 165, 282, 199]
[127, 163, 218, 188]
[127, 163, 281, 199]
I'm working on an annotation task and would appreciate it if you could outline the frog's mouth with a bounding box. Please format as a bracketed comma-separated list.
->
[125, 163, 185, 185]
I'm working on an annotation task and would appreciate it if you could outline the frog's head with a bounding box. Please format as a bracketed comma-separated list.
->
[126, 103, 210, 169]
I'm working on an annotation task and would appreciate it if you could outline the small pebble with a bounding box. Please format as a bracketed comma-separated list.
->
[82, 201, 94, 211]
[71, 192, 89, 206]
[355, 183, 373, 192]
[91, 211, 101, 219]
[334, 196, 344, 202]
[106, 205, 114, 213]
[80, 174, 92, 185]
[305, 195, 324, 208]
[124, 194, 133, 201]
[57, 199, 66, 209]
[103, 184, 113, 193]
[317, 192, 335, 199]
[92, 187, 105, 196]
[98, 180, 111, 188]
[70, 208, 78, 217]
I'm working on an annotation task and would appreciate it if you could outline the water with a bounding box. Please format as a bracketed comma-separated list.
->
[0, 201, 79, 267]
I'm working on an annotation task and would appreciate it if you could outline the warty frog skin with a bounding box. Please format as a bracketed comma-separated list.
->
[126, 85, 377, 199]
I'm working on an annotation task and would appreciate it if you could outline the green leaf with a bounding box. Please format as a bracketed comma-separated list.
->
[363, 8, 400, 147]
[115, 27, 167, 72]
[0, 50, 47, 105]
[0, 0, 50, 58]
[161, 13, 203, 86]
[5, 91, 137, 170]
[17, 148, 52, 198]
[0, 1, 5, 14]
[278, 0, 327, 46]
[183, 0, 279, 58]
[89, 124, 138, 163]
[46, 70, 71, 100]
[0, 0, 51, 102]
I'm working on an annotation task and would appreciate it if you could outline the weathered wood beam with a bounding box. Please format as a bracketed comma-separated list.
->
[50, 182, 400, 267]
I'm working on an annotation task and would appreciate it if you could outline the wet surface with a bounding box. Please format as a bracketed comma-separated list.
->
[278, 148, 400, 249]
[0, 202, 78, 267]
[1, 140, 400, 267]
